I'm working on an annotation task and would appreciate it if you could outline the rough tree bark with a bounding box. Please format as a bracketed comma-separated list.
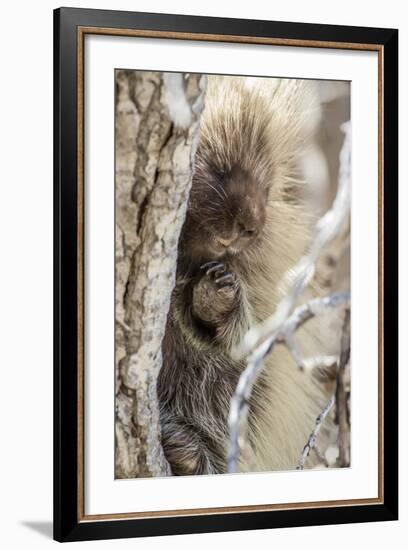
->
[115, 70, 207, 478]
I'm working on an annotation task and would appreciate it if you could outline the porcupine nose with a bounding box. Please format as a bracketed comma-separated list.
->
[216, 236, 235, 248]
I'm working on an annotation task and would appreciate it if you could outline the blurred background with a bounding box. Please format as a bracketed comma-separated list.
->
[304, 81, 351, 295]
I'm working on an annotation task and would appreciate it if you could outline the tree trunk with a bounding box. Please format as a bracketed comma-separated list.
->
[114, 70, 207, 478]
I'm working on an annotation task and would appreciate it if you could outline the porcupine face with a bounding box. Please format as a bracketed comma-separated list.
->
[180, 161, 268, 262]
[178, 76, 277, 265]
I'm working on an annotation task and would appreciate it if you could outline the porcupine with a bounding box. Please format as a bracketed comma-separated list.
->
[157, 75, 331, 475]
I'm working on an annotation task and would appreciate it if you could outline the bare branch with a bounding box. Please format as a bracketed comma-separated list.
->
[276, 292, 350, 370]
[234, 121, 351, 360]
[227, 292, 349, 473]
[336, 308, 351, 467]
[297, 395, 335, 470]
[228, 121, 351, 473]
[297, 306, 351, 470]
[313, 444, 329, 468]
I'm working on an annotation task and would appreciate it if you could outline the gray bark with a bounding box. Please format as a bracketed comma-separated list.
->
[336, 308, 351, 467]
[115, 70, 206, 478]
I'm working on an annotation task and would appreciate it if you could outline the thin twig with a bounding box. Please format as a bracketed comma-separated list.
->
[275, 292, 350, 370]
[227, 292, 349, 473]
[297, 395, 335, 470]
[313, 444, 329, 468]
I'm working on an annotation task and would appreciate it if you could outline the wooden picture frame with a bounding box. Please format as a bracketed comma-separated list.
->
[54, 7, 398, 542]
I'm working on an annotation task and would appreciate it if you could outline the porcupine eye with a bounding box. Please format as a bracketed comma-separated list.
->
[237, 222, 257, 238]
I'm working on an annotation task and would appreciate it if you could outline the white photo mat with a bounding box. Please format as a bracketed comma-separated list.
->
[84, 34, 379, 516]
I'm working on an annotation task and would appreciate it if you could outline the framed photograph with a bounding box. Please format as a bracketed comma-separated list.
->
[54, 7, 398, 542]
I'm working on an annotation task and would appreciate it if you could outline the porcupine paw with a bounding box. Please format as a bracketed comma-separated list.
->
[192, 261, 240, 325]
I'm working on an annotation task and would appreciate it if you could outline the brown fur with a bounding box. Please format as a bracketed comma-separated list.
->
[158, 75, 329, 475]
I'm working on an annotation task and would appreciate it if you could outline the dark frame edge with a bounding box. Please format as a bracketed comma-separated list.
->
[61, 503, 396, 543]
[53, 7, 62, 542]
[54, 7, 80, 542]
[53, 6, 398, 543]
[57, 6, 397, 41]
[382, 27, 398, 521]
